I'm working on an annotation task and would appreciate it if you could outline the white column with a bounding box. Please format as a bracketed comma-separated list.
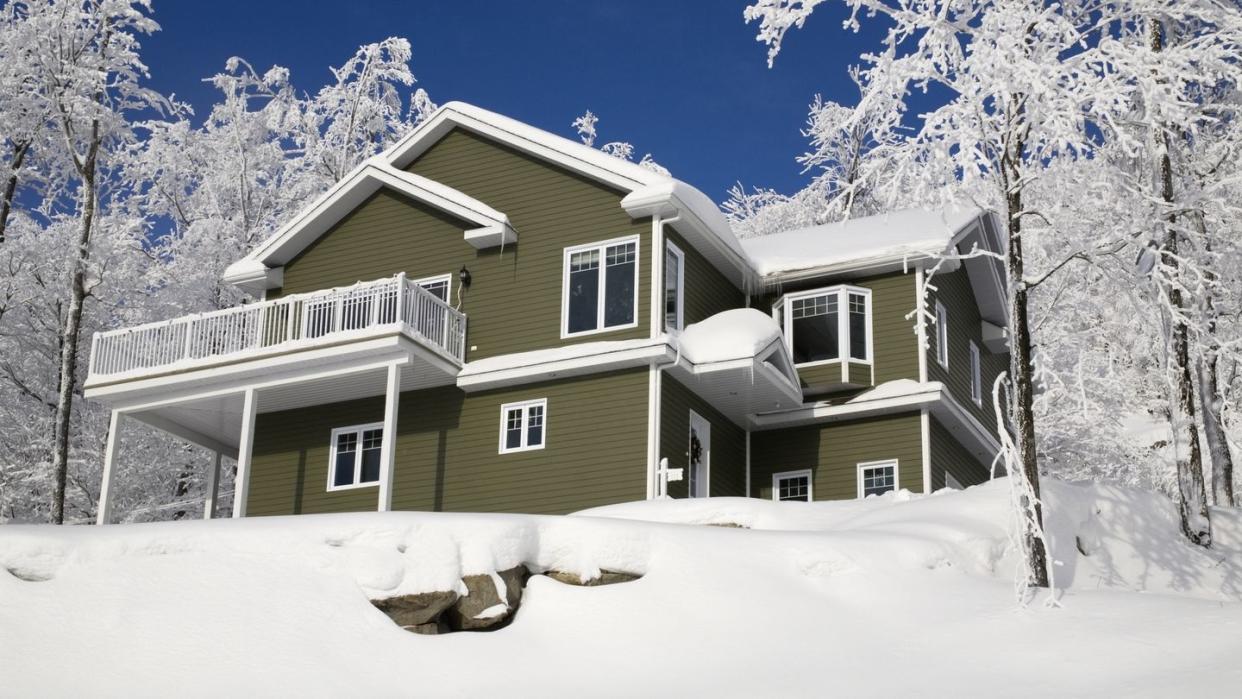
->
[377, 363, 402, 512]
[203, 451, 222, 520]
[96, 410, 122, 525]
[232, 388, 258, 518]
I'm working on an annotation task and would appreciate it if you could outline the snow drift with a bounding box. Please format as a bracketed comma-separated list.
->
[2, 479, 1241, 697]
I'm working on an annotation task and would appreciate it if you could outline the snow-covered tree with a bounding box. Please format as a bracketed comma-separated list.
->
[571, 109, 670, 176]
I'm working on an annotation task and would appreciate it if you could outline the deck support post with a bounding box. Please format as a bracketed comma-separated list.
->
[378, 363, 402, 512]
[203, 451, 222, 519]
[96, 410, 122, 525]
[232, 388, 258, 518]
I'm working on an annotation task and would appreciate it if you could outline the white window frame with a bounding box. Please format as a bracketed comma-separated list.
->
[934, 300, 949, 369]
[969, 340, 982, 406]
[414, 273, 453, 301]
[498, 398, 548, 454]
[561, 235, 641, 339]
[772, 469, 813, 502]
[664, 241, 685, 333]
[945, 472, 964, 490]
[773, 285, 873, 368]
[857, 459, 900, 499]
[326, 422, 385, 492]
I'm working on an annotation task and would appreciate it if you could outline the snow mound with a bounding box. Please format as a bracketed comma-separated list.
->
[3, 479, 1242, 696]
[675, 308, 783, 364]
[743, 206, 982, 276]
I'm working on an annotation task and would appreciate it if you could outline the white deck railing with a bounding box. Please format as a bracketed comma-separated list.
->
[88, 274, 466, 380]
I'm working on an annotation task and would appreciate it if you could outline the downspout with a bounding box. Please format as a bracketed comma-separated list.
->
[646, 213, 682, 499]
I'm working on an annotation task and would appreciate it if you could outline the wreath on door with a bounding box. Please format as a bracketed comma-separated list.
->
[689, 431, 703, 465]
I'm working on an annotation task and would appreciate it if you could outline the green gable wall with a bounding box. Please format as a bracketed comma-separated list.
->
[659, 374, 747, 499]
[929, 416, 991, 490]
[750, 412, 924, 500]
[665, 227, 743, 328]
[247, 368, 649, 516]
[926, 267, 1006, 437]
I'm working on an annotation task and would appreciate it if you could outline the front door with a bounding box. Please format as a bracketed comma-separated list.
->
[688, 410, 710, 498]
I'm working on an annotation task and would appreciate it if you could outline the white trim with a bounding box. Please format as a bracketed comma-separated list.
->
[646, 365, 662, 500]
[968, 340, 982, 406]
[232, 388, 258, 518]
[457, 338, 672, 391]
[774, 284, 874, 369]
[650, 215, 664, 338]
[857, 459, 899, 499]
[934, 300, 949, 369]
[377, 363, 401, 511]
[920, 409, 932, 495]
[688, 410, 711, 498]
[664, 240, 686, 333]
[915, 267, 928, 383]
[771, 468, 812, 502]
[498, 398, 548, 454]
[561, 235, 642, 339]
[96, 410, 122, 525]
[327, 422, 385, 492]
[752, 381, 945, 430]
[203, 452, 221, 520]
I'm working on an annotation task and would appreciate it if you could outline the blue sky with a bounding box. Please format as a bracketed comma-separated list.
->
[140, 0, 883, 202]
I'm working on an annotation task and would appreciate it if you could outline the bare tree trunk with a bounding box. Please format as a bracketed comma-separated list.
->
[50, 140, 98, 525]
[1151, 18, 1211, 547]
[0, 140, 30, 244]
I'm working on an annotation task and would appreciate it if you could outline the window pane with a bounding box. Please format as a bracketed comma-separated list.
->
[604, 243, 636, 328]
[778, 475, 809, 502]
[848, 293, 867, 360]
[791, 295, 838, 363]
[333, 432, 358, 487]
[862, 465, 896, 497]
[359, 429, 383, 483]
[526, 405, 544, 447]
[420, 279, 449, 301]
[505, 408, 524, 450]
[568, 250, 600, 333]
[665, 248, 681, 331]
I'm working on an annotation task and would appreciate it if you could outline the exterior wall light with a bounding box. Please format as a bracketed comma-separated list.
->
[459, 266, 472, 288]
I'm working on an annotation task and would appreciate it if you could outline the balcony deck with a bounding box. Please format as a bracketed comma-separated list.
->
[86, 274, 466, 390]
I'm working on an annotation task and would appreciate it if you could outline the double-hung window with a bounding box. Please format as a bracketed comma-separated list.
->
[416, 273, 451, 302]
[858, 460, 898, 498]
[499, 399, 547, 453]
[969, 340, 982, 405]
[563, 236, 640, 337]
[772, 470, 812, 502]
[934, 300, 949, 369]
[664, 242, 685, 332]
[775, 286, 871, 365]
[328, 423, 384, 490]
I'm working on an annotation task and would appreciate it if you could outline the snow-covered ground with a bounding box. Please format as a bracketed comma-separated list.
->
[2, 479, 1241, 697]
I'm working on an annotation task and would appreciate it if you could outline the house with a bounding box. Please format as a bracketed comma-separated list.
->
[84, 102, 1008, 524]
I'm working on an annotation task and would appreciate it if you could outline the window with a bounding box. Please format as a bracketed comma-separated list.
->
[328, 423, 384, 490]
[499, 399, 547, 453]
[664, 242, 685, 332]
[563, 236, 639, 337]
[774, 286, 871, 366]
[969, 341, 982, 405]
[772, 470, 812, 502]
[858, 460, 898, 498]
[934, 300, 949, 369]
[416, 274, 451, 302]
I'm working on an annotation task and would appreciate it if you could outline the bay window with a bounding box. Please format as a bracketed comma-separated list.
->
[774, 286, 872, 365]
[563, 236, 640, 337]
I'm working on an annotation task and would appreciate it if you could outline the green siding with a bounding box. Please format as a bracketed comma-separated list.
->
[665, 227, 743, 328]
[926, 267, 1005, 437]
[659, 374, 747, 499]
[273, 127, 652, 361]
[929, 416, 991, 490]
[248, 369, 649, 516]
[750, 412, 924, 500]
[761, 271, 921, 396]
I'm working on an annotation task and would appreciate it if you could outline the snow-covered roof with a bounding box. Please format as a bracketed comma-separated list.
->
[741, 207, 985, 278]
[676, 309, 783, 364]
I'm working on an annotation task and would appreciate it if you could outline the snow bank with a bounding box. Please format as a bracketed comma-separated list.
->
[743, 206, 982, 276]
[675, 308, 783, 364]
[3, 479, 1242, 697]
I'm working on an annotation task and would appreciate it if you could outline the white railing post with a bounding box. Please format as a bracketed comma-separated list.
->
[395, 272, 407, 326]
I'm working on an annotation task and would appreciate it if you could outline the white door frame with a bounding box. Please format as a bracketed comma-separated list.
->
[688, 410, 711, 498]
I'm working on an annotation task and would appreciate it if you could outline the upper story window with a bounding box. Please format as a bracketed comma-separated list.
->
[328, 423, 383, 491]
[934, 300, 949, 369]
[415, 273, 451, 301]
[664, 242, 685, 332]
[499, 398, 547, 453]
[563, 236, 640, 337]
[969, 340, 982, 405]
[773, 286, 871, 366]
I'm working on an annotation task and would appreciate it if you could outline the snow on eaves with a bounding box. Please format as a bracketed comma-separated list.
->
[741, 206, 984, 278]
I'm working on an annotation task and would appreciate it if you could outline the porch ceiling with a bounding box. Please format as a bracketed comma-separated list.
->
[667, 357, 803, 428]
